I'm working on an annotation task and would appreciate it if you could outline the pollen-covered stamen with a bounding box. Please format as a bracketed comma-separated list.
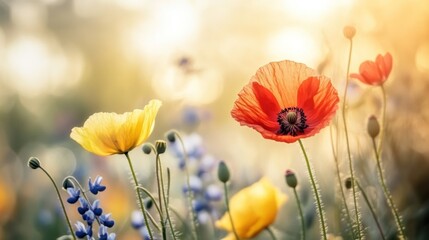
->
[277, 107, 309, 136]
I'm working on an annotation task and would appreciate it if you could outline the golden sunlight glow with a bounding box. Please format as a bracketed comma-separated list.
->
[416, 43, 429, 74]
[4, 35, 83, 97]
[282, 0, 353, 21]
[151, 63, 223, 105]
[126, 2, 198, 59]
[266, 28, 324, 67]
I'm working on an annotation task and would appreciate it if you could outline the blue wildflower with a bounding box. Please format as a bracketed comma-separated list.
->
[78, 198, 90, 215]
[75, 221, 92, 238]
[66, 188, 81, 204]
[98, 225, 116, 240]
[91, 199, 103, 216]
[99, 213, 115, 228]
[204, 184, 222, 201]
[131, 210, 151, 240]
[182, 175, 203, 194]
[89, 176, 106, 195]
[82, 209, 96, 226]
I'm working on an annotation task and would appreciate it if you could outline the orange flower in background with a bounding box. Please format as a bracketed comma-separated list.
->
[350, 52, 393, 86]
[231, 60, 339, 143]
[216, 178, 287, 239]
[70, 99, 162, 156]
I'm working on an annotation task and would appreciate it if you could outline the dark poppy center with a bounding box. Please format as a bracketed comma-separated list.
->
[277, 107, 308, 136]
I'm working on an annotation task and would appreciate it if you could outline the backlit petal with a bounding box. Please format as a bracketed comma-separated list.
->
[70, 100, 162, 156]
[216, 178, 287, 239]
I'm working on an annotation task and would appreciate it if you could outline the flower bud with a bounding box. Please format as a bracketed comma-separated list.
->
[62, 178, 75, 190]
[144, 198, 153, 210]
[345, 177, 352, 189]
[367, 115, 380, 138]
[28, 157, 41, 169]
[142, 144, 152, 154]
[165, 130, 176, 143]
[217, 161, 230, 183]
[285, 169, 298, 188]
[155, 140, 167, 154]
[343, 25, 356, 39]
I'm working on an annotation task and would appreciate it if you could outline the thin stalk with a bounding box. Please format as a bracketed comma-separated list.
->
[355, 180, 386, 240]
[124, 152, 154, 239]
[329, 125, 354, 238]
[155, 153, 167, 240]
[223, 182, 240, 240]
[173, 131, 198, 240]
[293, 187, 305, 240]
[157, 154, 177, 240]
[39, 166, 76, 240]
[298, 140, 327, 240]
[136, 186, 163, 221]
[265, 227, 277, 240]
[371, 138, 406, 239]
[341, 38, 362, 239]
[377, 85, 387, 155]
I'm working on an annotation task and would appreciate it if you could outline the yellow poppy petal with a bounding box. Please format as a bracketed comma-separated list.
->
[216, 178, 287, 239]
[70, 99, 162, 156]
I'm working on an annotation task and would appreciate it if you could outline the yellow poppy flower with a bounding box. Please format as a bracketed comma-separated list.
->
[216, 178, 287, 239]
[70, 99, 162, 156]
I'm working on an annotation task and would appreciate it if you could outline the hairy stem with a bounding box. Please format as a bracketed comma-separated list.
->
[298, 140, 327, 239]
[341, 38, 362, 239]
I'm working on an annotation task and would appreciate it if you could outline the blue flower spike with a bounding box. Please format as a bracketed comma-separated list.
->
[89, 176, 106, 195]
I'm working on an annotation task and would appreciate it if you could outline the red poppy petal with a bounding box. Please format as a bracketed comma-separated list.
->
[252, 82, 281, 120]
[297, 77, 320, 110]
[384, 53, 393, 76]
[360, 61, 382, 85]
[231, 84, 279, 133]
[297, 76, 339, 135]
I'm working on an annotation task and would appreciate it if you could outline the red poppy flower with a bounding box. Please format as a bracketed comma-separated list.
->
[231, 60, 339, 143]
[350, 52, 392, 86]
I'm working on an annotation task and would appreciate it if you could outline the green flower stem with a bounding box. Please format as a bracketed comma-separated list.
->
[265, 227, 277, 240]
[298, 140, 327, 240]
[329, 126, 354, 238]
[292, 187, 305, 240]
[354, 180, 386, 240]
[155, 153, 167, 240]
[124, 152, 154, 239]
[136, 186, 163, 222]
[39, 166, 76, 240]
[64, 176, 101, 225]
[223, 182, 240, 240]
[172, 131, 198, 240]
[371, 138, 406, 239]
[341, 37, 362, 239]
[156, 153, 177, 240]
[377, 85, 387, 155]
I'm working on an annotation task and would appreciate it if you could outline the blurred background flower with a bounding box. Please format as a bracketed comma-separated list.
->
[1, 0, 429, 239]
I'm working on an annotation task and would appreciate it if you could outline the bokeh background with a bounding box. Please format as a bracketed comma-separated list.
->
[1, 0, 429, 239]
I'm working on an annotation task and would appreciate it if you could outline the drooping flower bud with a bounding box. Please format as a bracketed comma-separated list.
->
[367, 115, 380, 138]
[62, 178, 75, 190]
[343, 25, 356, 40]
[165, 130, 176, 143]
[155, 140, 167, 154]
[345, 177, 352, 189]
[217, 161, 230, 183]
[28, 157, 41, 169]
[285, 169, 298, 188]
[142, 143, 152, 154]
